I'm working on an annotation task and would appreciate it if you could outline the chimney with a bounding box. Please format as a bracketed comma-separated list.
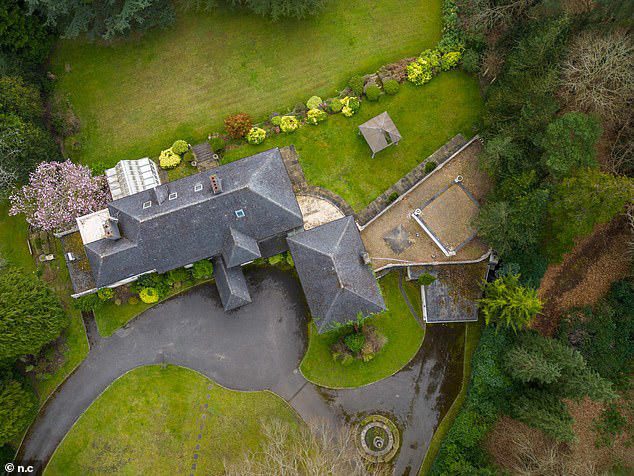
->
[103, 217, 121, 240]
[209, 174, 222, 194]
[150, 185, 169, 204]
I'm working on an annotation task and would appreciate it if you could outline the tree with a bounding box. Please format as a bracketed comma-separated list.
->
[0, 75, 43, 121]
[478, 135, 525, 181]
[226, 0, 328, 20]
[0, 267, 69, 360]
[547, 168, 634, 260]
[9, 160, 111, 232]
[224, 418, 385, 476]
[0, 376, 38, 444]
[0, 0, 53, 64]
[542, 112, 602, 179]
[561, 30, 634, 125]
[26, 0, 176, 40]
[479, 274, 542, 332]
[0, 114, 59, 196]
[473, 172, 549, 258]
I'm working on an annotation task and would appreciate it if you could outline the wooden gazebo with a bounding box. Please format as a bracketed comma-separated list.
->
[358, 112, 402, 157]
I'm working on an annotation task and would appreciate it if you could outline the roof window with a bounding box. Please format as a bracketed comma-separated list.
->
[168, 192, 178, 201]
[194, 183, 203, 192]
[142, 201, 152, 209]
[235, 209, 245, 218]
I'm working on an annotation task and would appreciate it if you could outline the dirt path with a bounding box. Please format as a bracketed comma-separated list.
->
[535, 217, 630, 336]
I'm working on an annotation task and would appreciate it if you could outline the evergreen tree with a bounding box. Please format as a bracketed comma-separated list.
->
[479, 274, 542, 332]
[0, 376, 37, 444]
[542, 112, 602, 179]
[0, 267, 68, 360]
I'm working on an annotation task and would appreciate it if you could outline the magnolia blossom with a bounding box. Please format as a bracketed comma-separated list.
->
[9, 160, 111, 232]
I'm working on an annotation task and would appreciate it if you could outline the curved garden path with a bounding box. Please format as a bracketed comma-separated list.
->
[18, 267, 463, 475]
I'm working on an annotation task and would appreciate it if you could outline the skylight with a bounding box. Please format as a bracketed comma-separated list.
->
[168, 192, 178, 200]
[142, 201, 152, 209]
[235, 209, 245, 218]
[194, 183, 203, 192]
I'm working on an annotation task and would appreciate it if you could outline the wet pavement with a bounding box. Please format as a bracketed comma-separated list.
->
[18, 267, 464, 475]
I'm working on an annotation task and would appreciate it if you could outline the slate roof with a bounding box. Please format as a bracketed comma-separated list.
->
[287, 216, 386, 333]
[222, 227, 261, 268]
[212, 256, 252, 311]
[358, 112, 402, 155]
[84, 148, 303, 287]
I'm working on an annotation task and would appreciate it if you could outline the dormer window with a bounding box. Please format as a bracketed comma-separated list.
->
[142, 201, 152, 209]
[168, 192, 178, 201]
[235, 209, 245, 218]
[194, 183, 203, 192]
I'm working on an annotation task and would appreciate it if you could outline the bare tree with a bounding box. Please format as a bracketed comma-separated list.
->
[461, 0, 537, 34]
[224, 418, 387, 476]
[561, 30, 634, 126]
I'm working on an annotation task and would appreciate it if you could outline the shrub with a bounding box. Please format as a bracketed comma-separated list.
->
[329, 99, 343, 113]
[246, 127, 266, 145]
[407, 49, 441, 85]
[383, 79, 399, 95]
[97, 288, 114, 301]
[280, 116, 299, 133]
[270, 115, 282, 126]
[159, 148, 181, 169]
[191, 259, 214, 280]
[341, 97, 360, 117]
[387, 191, 398, 203]
[128, 296, 139, 305]
[424, 161, 437, 173]
[344, 332, 365, 353]
[306, 96, 323, 109]
[306, 108, 327, 125]
[166, 268, 190, 286]
[171, 140, 188, 155]
[224, 113, 252, 138]
[210, 137, 225, 152]
[139, 287, 159, 304]
[72, 293, 101, 311]
[440, 51, 461, 71]
[365, 84, 380, 101]
[348, 75, 364, 96]
[417, 273, 436, 286]
[461, 49, 481, 74]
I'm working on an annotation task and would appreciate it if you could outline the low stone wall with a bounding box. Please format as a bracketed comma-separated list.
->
[355, 134, 468, 227]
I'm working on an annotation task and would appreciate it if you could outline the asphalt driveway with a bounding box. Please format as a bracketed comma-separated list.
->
[18, 267, 463, 475]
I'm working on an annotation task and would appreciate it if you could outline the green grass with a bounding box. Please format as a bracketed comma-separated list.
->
[418, 321, 481, 476]
[224, 75, 482, 210]
[0, 202, 89, 406]
[300, 272, 424, 388]
[93, 278, 213, 337]
[52, 0, 442, 167]
[45, 365, 301, 475]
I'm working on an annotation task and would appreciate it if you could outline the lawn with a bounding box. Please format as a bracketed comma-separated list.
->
[300, 272, 424, 388]
[52, 0, 442, 168]
[45, 365, 301, 475]
[93, 278, 213, 337]
[0, 202, 89, 406]
[223, 75, 482, 210]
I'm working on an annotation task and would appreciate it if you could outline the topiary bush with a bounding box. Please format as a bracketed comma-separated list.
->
[97, 288, 114, 301]
[171, 140, 188, 155]
[344, 332, 365, 354]
[139, 287, 159, 304]
[329, 99, 343, 113]
[424, 161, 437, 173]
[159, 148, 181, 169]
[383, 79, 399, 95]
[210, 137, 225, 152]
[280, 115, 299, 133]
[348, 75, 364, 96]
[365, 84, 381, 101]
[306, 108, 327, 125]
[306, 96, 323, 110]
[270, 115, 282, 126]
[246, 127, 266, 145]
[224, 113, 252, 138]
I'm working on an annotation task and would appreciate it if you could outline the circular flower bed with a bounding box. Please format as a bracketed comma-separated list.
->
[356, 415, 400, 463]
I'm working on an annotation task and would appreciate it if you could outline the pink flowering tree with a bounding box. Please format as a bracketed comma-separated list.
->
[9, 160, 111, 232]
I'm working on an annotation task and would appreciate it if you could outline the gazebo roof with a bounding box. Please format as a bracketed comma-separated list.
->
[358, 111, 402, 155]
